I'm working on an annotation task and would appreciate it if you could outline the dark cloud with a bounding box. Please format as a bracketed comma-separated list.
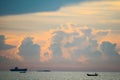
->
[50, 31, 66, 58]
[100, 41, 120, 63]
[0, 0, 85, 16]
[74, 39, 102, 61]
[18, 37, 40, 62]
[0, 35, 15, 51]
[50, 43, 62, 57]
[100, 41, 118, 57]
[99, 41, 120, 69]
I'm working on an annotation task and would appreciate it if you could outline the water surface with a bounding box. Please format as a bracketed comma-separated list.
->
[0, 71, 120, 80]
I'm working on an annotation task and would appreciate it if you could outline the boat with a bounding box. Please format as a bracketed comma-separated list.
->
[10, 67, 27, 72]
[87, 73, 98, 76]
[37, 70, 51, 72]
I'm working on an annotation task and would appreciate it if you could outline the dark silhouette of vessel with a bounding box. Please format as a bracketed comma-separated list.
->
[37, 70, 51, 72]
[87, 73, 98, 76]
[10, 67, 27, 72]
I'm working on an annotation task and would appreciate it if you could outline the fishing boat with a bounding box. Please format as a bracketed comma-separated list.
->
[10, 67, 27, 72]
[87, 73, 98, 76]
[37, 70, 51, 72]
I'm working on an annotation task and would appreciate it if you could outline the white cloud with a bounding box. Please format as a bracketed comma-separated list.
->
[40, 24, 120, 66]
[18, 37, 40, 62]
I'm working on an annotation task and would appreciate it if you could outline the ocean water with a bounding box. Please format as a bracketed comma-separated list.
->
[0, 71, 120, 80]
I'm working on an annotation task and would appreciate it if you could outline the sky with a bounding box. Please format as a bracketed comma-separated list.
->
[0, 0, 120, 71]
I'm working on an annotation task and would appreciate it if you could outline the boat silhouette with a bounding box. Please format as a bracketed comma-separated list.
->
[37, 70, 51, 72]
[10, 67, 27, 72]
[87, 73, 98, 76]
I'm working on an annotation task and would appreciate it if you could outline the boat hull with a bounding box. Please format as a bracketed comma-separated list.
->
[37, 70, 51, 72]
[10, 67, 27, 72]
[10, 69, 27, 72]
[87, 73, 98, 76]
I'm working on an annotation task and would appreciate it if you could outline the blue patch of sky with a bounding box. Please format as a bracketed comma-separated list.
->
[0, 0, 85, 16]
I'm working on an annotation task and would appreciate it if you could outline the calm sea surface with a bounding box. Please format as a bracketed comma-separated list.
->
[0, 71, 120, 80]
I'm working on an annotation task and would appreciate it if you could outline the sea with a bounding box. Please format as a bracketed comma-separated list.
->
[0, 71, 120, 80]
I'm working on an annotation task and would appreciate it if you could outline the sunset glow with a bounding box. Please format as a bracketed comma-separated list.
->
[0, 0, 120, 71]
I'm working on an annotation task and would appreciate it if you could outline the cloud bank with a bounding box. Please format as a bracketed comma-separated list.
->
[40, 25, 120, 71]
[0, 25, 120, 71]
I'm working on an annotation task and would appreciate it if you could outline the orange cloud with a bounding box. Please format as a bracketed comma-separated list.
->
[0, 24, 119, 63]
